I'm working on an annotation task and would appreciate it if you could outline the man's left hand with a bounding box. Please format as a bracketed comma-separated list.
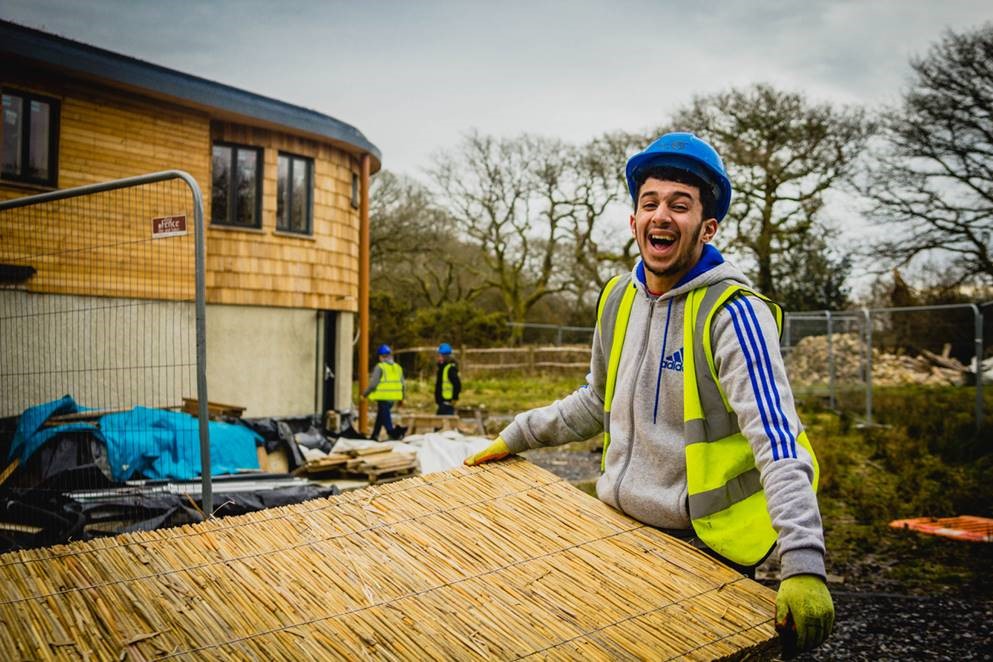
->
[775, 574, 834, 655]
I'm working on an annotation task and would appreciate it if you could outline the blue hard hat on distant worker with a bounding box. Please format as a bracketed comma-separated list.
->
[377, 344, 392, 356]
[438, 343, 453, 355]
[625, 132, 733, 222]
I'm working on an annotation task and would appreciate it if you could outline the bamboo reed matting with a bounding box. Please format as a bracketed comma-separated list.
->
[0, 459, 778, 660]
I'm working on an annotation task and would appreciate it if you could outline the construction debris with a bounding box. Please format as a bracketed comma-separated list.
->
[0, 459, 780, 659]
[786, 334, 968, 387]
[292, 447, 419, 485]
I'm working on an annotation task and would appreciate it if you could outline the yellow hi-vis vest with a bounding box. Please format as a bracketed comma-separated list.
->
[441, 363, 455, 400]
[369, 362, 404, 401]
[596, 274, 820, 566]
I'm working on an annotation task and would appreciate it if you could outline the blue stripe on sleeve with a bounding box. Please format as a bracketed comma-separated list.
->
[730, 297, 795, 459]
[739, 296, 798, 458]
[727, 300, 781, 461]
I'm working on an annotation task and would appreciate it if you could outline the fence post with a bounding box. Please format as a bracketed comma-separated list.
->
[863, 308, 873, 427]
[182, 171, 211, 519]
[826, 311, 835, 411]
[556, 325, 563, 346]
[973, 304, 984, 431]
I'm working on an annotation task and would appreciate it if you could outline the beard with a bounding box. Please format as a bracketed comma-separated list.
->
[644, 221, 704, 278]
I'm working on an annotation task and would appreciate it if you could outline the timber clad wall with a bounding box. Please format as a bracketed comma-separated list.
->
[0, 64, 211, 197]
[1, 64, 361, 313]
[208, 123, 360, 311]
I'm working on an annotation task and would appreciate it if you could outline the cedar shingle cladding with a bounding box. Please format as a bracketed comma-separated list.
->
[0, 62, 361, 312]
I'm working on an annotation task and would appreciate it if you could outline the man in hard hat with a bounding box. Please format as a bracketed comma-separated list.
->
[465, 132, 834, 654]
[362, 344, 405, 441]
[435, 343, 462, 415]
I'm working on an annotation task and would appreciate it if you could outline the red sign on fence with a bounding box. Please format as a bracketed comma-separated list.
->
[152, 215, 187, 239]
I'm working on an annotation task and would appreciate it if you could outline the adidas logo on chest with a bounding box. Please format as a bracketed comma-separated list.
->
[662, 347, 684, 372]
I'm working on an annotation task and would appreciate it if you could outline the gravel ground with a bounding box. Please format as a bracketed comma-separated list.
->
[521, 446, 993, 660]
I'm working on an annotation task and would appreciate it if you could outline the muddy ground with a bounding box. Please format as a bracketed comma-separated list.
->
[520, 446, 993, 660]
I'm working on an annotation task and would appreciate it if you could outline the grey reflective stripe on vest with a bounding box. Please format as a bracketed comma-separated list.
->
[687, 467, 763, 518]
[686, 283, 741, 444]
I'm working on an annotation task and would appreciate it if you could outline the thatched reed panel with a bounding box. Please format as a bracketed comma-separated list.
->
[0, 459, 778, 660]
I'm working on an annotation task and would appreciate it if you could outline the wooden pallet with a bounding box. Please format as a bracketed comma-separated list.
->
[291, 453, 351, 477]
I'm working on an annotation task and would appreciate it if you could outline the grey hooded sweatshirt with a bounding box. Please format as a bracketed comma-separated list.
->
[499, 246, 825, 579]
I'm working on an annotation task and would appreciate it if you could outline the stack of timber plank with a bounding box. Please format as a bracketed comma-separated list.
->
[293, 447, 418, 485]
[0, 459, 779, 660]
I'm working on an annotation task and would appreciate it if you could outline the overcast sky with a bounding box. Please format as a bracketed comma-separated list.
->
[4, 0, 991, 177]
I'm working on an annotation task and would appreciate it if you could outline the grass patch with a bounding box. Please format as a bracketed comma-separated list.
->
[358, 374, 591, 414]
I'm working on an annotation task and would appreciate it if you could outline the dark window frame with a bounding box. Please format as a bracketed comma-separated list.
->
[211, 141, 263, 229]
[351, 172, 360, 209]
[277, 151, 314, 235]
[1, 88, 60, 187]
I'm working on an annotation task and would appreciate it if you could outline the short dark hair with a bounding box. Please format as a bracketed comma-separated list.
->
[633, 166, 717, 220]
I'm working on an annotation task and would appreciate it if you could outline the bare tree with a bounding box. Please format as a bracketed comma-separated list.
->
[567, 130, 646, 294]
[865, 23, 993, 286]
[670, 84, 873, 300]
[431, 132, 574, 343]
[370, 170, 482, 307]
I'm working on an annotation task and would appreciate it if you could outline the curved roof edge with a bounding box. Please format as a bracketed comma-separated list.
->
[0, 19, 382, 169]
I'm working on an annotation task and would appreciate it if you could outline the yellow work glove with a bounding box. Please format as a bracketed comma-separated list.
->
[464, 437, 511, 466]
[775, 574, 835, 655]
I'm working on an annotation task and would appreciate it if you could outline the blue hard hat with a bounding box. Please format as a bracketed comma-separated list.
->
[377, 344, 392, 356]
[438, 343, 452, 355]
[625, 132, 732, 222]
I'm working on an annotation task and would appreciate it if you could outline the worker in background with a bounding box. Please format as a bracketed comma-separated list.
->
[362, 344, 405, 441]
[466, 132, 834, 655]
[435, 343, 462, 415]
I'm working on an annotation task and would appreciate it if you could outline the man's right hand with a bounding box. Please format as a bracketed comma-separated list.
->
[464, 437, 511, 466]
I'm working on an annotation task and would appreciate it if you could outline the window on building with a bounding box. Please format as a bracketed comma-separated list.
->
[1, 90, 59, 186]
[277, 153, 313, 235]
[211, 143, 262, 228]
[351, 172, 360, 209]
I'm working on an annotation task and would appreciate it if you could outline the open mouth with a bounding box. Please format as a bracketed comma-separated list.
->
[648, 231, 676, 251]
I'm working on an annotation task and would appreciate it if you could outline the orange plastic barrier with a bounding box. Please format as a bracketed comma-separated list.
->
[889, 515, 993, 542]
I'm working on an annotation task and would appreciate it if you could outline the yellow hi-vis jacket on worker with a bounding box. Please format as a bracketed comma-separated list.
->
[596, 272, 820, 566]
[441, 364, 456, 400]
[368, 361, 404, 402]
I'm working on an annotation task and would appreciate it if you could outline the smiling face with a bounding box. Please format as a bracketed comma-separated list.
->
[629, 177, 718, 294]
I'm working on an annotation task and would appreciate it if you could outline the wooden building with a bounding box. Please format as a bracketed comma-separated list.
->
[0, 20, 381, 418]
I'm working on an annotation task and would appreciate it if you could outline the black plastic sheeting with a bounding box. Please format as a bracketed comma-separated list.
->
[0, 470, 338, 553]
[0, 413, 352, 554]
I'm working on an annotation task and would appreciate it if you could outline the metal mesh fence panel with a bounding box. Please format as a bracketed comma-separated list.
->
[783, 312, 867, 413]
[0, 172, 209, 549]
[784, 306, 984, 430]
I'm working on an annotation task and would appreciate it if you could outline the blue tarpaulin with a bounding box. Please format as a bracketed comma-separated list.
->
[9, 396, 260, 481]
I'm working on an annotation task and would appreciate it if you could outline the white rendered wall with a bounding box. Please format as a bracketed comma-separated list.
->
[205, 304, 320, 418]
[1, 292, 349, 419]
[335, 312, 354, 412]
[1, 290, 197, 418]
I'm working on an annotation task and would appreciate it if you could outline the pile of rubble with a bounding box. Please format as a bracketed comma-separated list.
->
[785, 333, 968, 387]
